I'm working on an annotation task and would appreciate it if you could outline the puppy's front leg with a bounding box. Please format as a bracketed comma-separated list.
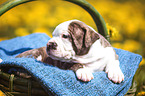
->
[105, 59, 124, 83]
[16, 47, 47, 62]
[70, 64, 94, 82]
[76, 68, 94, 82]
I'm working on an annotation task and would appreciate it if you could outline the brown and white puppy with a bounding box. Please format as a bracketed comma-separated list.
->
[16, 20, 124, 83]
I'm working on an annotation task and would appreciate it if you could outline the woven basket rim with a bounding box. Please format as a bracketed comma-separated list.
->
[0, 68, 48, 96]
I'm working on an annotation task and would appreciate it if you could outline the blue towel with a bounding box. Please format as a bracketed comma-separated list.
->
[0, 33, 142, 95]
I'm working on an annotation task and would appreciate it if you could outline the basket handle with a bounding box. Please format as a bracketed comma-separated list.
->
[0, 0, 110, 41]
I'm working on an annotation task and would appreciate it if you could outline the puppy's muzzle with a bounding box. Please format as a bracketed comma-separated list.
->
[47, 42, 57, 51]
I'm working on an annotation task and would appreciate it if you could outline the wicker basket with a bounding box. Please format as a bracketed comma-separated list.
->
[0, 68, 48, 96]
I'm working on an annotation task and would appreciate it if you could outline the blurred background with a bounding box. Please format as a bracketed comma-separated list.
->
[0, 0, 145, 94]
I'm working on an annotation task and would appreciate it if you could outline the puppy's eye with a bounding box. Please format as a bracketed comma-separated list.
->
[62, 34, 69, 39]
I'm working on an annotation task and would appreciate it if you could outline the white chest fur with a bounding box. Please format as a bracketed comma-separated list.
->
[74, 39, 112, 72]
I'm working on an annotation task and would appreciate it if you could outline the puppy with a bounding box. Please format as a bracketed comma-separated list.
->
[16, 20, 124, 83]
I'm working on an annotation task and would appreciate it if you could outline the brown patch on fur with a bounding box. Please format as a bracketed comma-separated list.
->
[70, 63, 84, 72]
[68, 21, 99, 55]
[16, 47, 48, 62]
[43, 56, 83, 70]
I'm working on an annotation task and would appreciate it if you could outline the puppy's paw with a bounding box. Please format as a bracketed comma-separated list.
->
[36, 55, 42, 61]
[76, 68, 94, 82]
[106, 67, 124, 83]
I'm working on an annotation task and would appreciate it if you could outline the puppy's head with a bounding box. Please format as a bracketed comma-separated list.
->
[47, 20, 99, 62]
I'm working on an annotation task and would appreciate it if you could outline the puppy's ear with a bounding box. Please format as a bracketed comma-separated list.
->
[85, 27, 100, 48]
[68, 21, 99, 55]
[69, 22, 84, 54]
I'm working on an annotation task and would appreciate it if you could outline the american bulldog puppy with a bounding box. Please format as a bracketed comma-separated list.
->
[16, 20, 124, 83]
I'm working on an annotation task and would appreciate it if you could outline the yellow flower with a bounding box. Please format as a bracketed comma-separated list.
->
[0, 37, 8, 42]
[46, 17, 58, 28]
[122, 40, 141, 52]
[106, 23, 122, 41]
[33, 27, 52, 38]
[15, 28, 30, 36]
[1, 11, 20, 28]
[140, 58, 145, 66]
[137, 91, 145, 96]
[112, 43, 123, 49]
[0, 90, 5, 96]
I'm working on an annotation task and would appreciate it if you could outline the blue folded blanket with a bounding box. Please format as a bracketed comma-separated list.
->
[0, 33, 142, 95]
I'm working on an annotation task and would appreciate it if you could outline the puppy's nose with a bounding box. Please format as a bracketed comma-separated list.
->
[47, 42, 57, 50]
